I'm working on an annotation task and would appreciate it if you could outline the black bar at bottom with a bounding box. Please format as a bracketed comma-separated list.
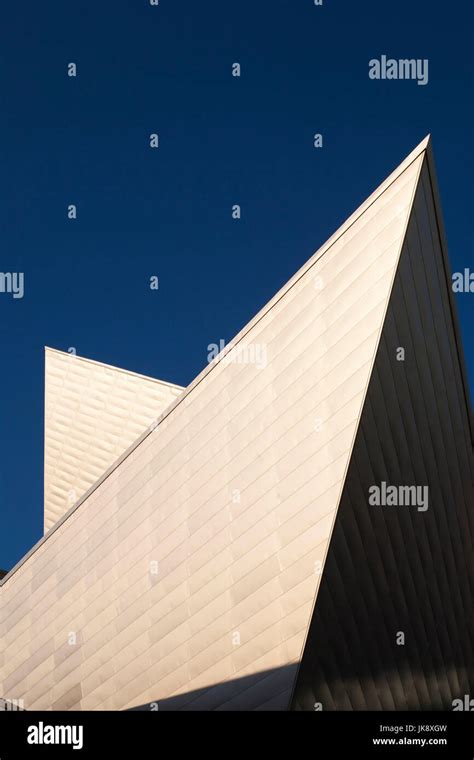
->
[0, 710, 472, 758]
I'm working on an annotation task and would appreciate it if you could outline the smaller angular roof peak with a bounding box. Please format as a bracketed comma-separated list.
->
[44, 348, 184, 533]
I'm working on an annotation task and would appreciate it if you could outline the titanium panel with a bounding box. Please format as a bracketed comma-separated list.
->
[0, 141, 431, 711]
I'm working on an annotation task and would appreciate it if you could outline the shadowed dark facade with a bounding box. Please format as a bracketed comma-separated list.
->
[291, 156, 474, 711]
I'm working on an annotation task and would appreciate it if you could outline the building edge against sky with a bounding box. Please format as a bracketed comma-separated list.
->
[291, 150, 473, 709]
[0, 137, 472, 711]
[44, 349, 184, 533]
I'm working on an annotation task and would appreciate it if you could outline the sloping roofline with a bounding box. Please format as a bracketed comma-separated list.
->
[422, 141, 474, 445]
[1, 135, 471, 587]
[44, 346, 184, 391]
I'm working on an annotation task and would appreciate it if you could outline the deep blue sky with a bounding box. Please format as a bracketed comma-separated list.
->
[1, 0, 472, 570]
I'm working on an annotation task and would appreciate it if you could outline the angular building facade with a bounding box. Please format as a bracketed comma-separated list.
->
[44, 349, 184, 533]
[0, 136, 472, 711]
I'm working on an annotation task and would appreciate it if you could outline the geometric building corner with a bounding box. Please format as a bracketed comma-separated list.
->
[1, 136, 472, 713]
[290, 144, 474, 710]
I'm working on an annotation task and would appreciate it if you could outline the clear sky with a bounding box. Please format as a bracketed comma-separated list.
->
[0, 0, 472, 571]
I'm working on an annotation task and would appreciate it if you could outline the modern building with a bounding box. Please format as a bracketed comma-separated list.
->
[0, 136, 472, 711]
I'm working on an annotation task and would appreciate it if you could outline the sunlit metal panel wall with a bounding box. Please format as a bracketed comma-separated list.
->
[0, 142, 427, 711]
